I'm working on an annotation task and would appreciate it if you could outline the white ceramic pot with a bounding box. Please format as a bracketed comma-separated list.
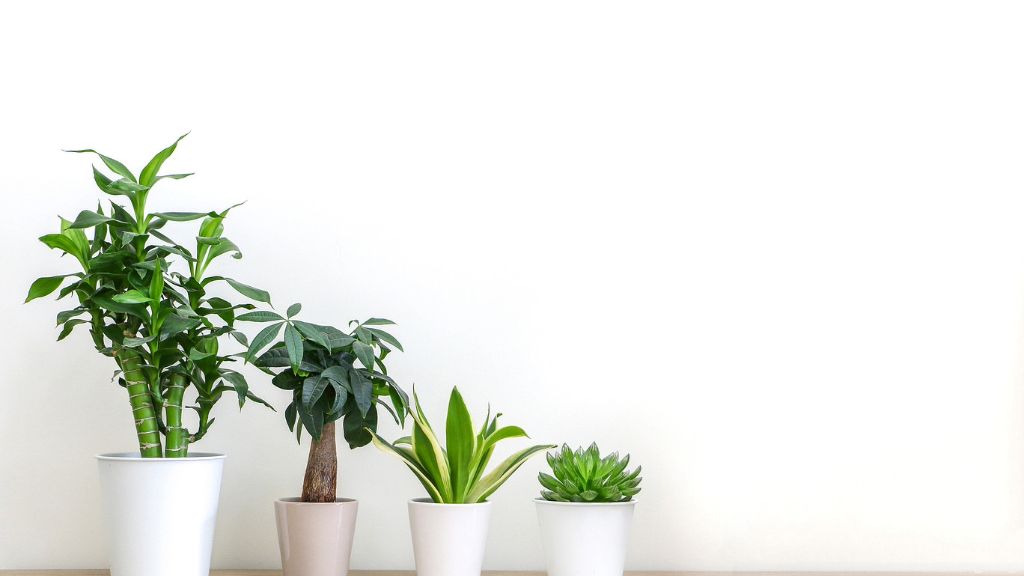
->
[408, 498, 491, 576]
[96, 452, 225, 576]
[535, 498, 637, 576]
[275, 498, 359, 576]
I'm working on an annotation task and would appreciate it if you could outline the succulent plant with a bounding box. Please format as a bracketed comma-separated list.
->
[539, 443, 642, 503]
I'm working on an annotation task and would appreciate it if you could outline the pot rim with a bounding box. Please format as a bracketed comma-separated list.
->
[96, 452, 226, 461]
[276, 497, 358, 505]
[533, 497, 638, 507]
[408, 497, 492, 507]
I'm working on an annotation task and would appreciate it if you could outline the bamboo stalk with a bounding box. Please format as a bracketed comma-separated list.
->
[164, 373, 187, 458]
[116, 345, 162, 458]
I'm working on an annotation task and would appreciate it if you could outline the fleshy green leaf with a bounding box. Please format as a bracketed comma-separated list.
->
[446, 387, 476, 502]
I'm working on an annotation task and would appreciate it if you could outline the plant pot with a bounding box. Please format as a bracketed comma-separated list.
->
[535, 498, 637, 576]
[275, 498, 359, 576]
[408, 498, 491, 576]
[96, 452, 225, 576]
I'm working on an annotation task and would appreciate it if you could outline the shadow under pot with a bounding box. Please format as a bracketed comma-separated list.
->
[96, 452, 226, 576]
[408, 498, 492, 576]
[535, 498, 637, 576]
[275, 498, 359, 576]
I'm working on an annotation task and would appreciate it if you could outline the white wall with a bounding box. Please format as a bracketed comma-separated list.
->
[3, 0, 1024, 570]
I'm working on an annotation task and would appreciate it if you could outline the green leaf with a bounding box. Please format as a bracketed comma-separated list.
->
[286, 303, 302, 318]
[329, 381, 349, 415]
[350, 369, 372, 416]
[302, 375, 329, 411]
[39, 233, 78, 255]
[221, 371, 250, 408]
[112, 290, 153, 304]
[225, 278, 272, 305]
[55, 308, 86, 324]
[67, 210, 113, 230]
[65, 148, 136, 182]
[341, 403, 377, 448]
[321, 365, 351, 388]
[149, 260, 164, 302]
[365, 327, 403, 352]
[352, 340, 375, 371]
[446, 387, 476, 501]
[57, 319, 89, 340]
[107, 179, 150, 194]
[465, 443, 555, 503]
[91, 295, 149, 321]
[245, 322, 283, 362]
[272, 371, 302, 390]
[284, 323, 303, 371]
[139, 133, 189, 187]
[362, 318, 396, 326]
[236, 311, 284, 322]
[154, 173, 194, 182]
[291, 321, 333, 350]
[122, 335, 156, 347]
[151, 211, 216, 222]
[285, 403, 298, 431]
[369, 432, 444, 502]
[25, 275, 71, 303]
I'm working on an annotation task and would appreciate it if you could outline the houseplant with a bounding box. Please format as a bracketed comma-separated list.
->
[535, 443, 643, 576]
[244, 310, 408, 576]
[26, 135, 273, 576]
[371, 387, 554, 576]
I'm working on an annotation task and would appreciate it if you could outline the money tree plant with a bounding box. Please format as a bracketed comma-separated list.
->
[26, 135, 273, 458]
[244, 310, 408, 502]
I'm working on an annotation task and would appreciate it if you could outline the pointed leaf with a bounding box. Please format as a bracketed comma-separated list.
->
[139, 133, 189, 187]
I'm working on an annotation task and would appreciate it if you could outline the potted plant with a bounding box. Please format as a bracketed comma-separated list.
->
[535, 443, 643, 576]
[26, 135, 274, 576]
[243, 310, 408, 576]
[371, 387, 554, 576]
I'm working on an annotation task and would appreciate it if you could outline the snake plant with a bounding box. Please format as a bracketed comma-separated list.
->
[243, 310, 408, 501]
[26, 135, 273, 457]
[538, 443, 642, 502]
[371, 387, 554, 503]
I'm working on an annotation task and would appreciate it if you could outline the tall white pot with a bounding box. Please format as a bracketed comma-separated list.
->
[535, 499, 636, 576]
[97, 452, 226, 576]
[408, 498, 491, 576]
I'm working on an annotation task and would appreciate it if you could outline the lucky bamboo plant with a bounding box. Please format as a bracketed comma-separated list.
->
[371, 387, 554, 503]
[26, 135, 273, 457]
[244, 310, 408, 502]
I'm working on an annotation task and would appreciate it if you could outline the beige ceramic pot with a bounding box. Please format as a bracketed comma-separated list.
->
[275, 498, 359, 576]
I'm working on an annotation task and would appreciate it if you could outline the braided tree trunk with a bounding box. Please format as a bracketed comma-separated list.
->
[301, 421, 338, 502]
[117, 346, 162, 458]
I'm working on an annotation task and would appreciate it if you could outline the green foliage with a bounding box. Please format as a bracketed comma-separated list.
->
[538, 443, 642, 503]
[245, 311, 408, 449]
[27, 135, 272, 457]
[371, 387, 554, 503]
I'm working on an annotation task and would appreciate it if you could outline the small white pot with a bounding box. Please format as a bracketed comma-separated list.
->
[96, 452, 225, 576]
[535, 498, 637, 576]
[275, 497, 359, 576]
[408, 498, 491, 576]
